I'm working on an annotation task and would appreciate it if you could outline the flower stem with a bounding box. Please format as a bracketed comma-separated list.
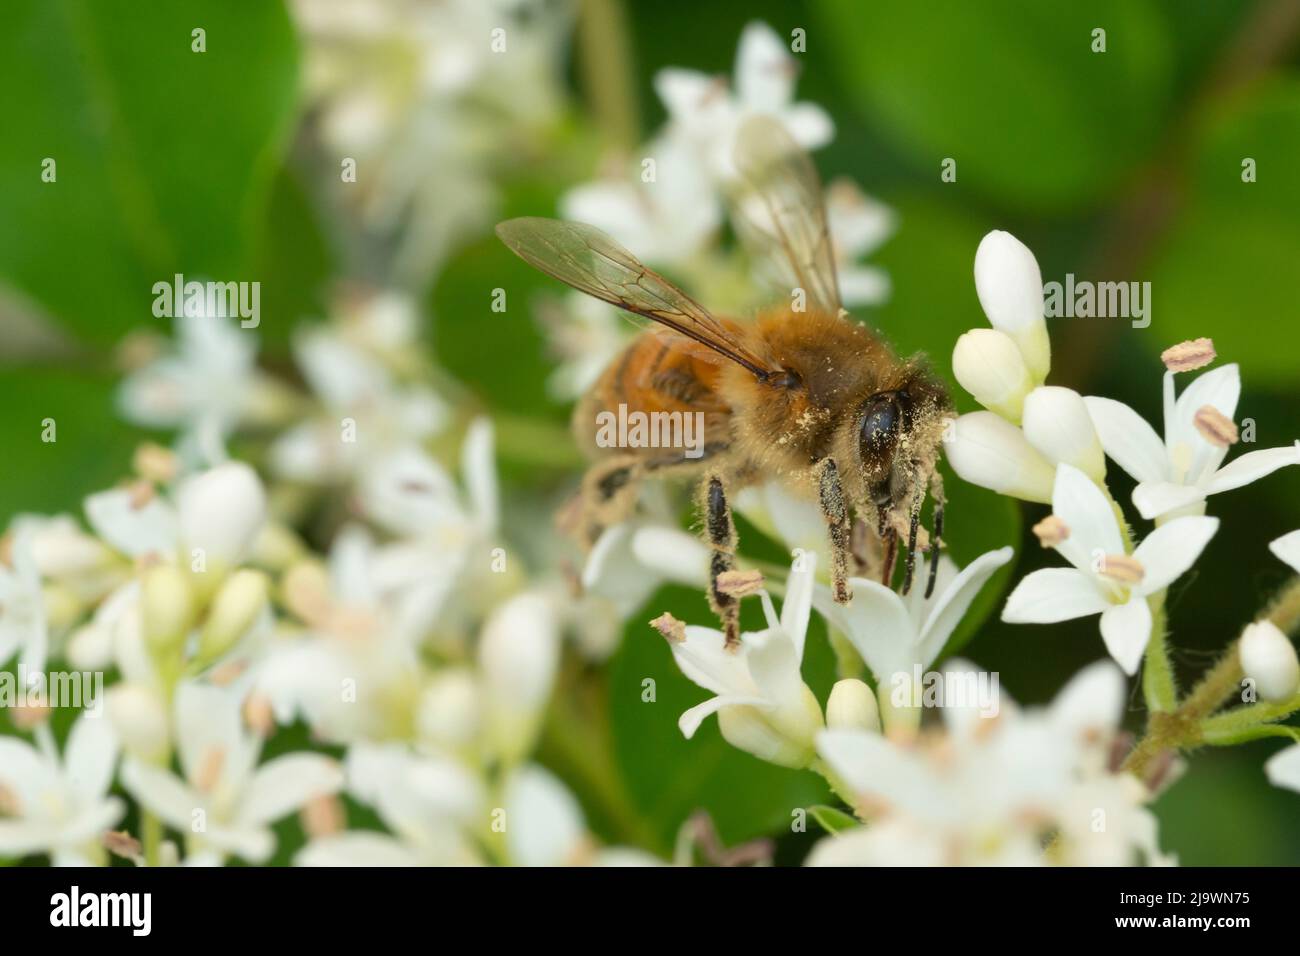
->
[142, 811, 162, 867]
[577, 0, 640, 151]
[1141, 594, 1176, 713]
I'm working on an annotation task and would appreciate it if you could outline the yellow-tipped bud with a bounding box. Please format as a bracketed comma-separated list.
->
[141, 564, 196, 655]
[198, 569, 269, 665]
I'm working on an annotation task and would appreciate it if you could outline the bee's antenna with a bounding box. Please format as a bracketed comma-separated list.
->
[925, 495, 945, 600]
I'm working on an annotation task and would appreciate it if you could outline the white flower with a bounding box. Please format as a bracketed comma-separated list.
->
[655, 21, 833, 182]
[815, 546, 1013, 693]
[666, 553, 823, 768]
[0, 713, 122, 865]
[1002, 464, 1219, 674]
[118, 310, 282, 465]
[1239, 621, 1299, 701]
[942, 410, 1057, 503]
[809, 661, 1169, 866]
[1085, 363, 1300, 521]
[972, 230, 1050, 382]
[122, 682, 343, 864]
[560, 134, 721, 267]
[503, 764, 661, 867]
[270, 315, 448, 484]
[297, 743, 485, 867]
[0, 527, 49, 676]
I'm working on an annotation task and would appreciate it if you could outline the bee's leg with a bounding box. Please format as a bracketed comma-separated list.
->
[901, 490, 924, 596]
[925, 471, 946, 599]
[700, 474, 740, 648]
[878, 507, 899, 588]
[570, 455, 645, 549]
[816, 458, 852, 605]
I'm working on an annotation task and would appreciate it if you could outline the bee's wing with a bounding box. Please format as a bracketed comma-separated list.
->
[496, 217, 778, 380]
[730, 115, 842, 317]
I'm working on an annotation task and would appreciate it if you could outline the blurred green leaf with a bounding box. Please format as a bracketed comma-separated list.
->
[0, 0, 298, 344]
[0, 368, 142, 524]
[816, 0, 1172, 211]
[808, 804, 859, 835]
[1149, 80, 1300, 385]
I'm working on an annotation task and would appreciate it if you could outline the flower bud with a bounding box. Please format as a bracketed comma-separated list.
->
[974, 230, 1050, 381]
[479, 591, 560, 764]
[417, 668, 481, 750]
[942, 411, 1056, 503]
[952, 329, 1034, 421]
[826, 678, 881, 733]
[141, 564, 196, 655]
[1241, 621, 1300, 701]
[1021, 386, 1106, 483]
[105, 684, 170, 761]
[197, 569, 269, 665]
[176, 462, 267, 570]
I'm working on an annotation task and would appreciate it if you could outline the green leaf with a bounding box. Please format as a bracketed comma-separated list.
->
[815, 0, 1172, 211]
[0, 0, 298, 345]
[808, 804, 859, 835]
[1148, 80, 1300, 385]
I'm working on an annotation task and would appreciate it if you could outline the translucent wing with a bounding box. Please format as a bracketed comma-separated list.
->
[730, 115, 842, 316]
[497, 217, 778, 380]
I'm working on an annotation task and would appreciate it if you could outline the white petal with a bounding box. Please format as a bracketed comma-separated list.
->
[120, 760, 203, 832]
[1131, 516, 1218, 595]
[1022, 387, 1105, 480]
[778, 103, 834, 150]
[973, 230, 1049, 380]
[1099, 599, 1152, 675]
[297, 832, 425, 867]
[239, 754, 344, 827]
[816, 729, 948, 821]
[734, 21, 793, 112]
[942, 411, 1055, 503]
[1050, 464, 1123, 569]
[1270, 530, 1300, 574]
[1207, 445, 1300, 495]
[1049, 660, 1125, 744]
[84, 488, 177, 559]
[1265, 744, 1300, 793]
[1002, 568, 1111, 624]
[62, 713, 118, 803]
[1084, 396, 1169, 485]
[678, 693, 767, 739]
[629, 525, 711, 588]
[176, 462, 267, 566]
[1132, 480, 1206, 520]
[1171, 364, 1241, 452]
[916, 546, 1015, 666]
[174, 681, 248, 788]
[504, 764, 586, 867]
[837, 266, 891, 307]
[744, 628, 802, 708]
[669, 626, 756, 697]
[461, 417, 499, 531]
[815, 577, 913, 681]
[779, 551, 816, 660]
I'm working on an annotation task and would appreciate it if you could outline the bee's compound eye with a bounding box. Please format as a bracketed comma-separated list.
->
[860, 396, 900, 448]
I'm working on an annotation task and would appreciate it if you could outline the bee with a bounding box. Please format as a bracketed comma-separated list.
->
[497, 117, 951, 646]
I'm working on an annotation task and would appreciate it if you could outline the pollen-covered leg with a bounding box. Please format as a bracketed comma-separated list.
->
[816, 458, 852, 605]
[569, 455, 645, 549]
[926, 471, 946, 599]
[700, 474, 740, 648]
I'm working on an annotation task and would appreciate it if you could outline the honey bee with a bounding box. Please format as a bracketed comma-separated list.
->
[497, 117, 950, 645]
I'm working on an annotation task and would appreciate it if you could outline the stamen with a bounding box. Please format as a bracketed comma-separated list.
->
[103, 830, 143, 861]
[715, 568, 765, 599]
[1098, 554, 1144, 584]
[649, 611, 686, 644]
[1193, 405, 1238, 447]
[1032, 515, 1070, 548]
[195, 746, 226, 794]
[1161, 337, 1216, 373]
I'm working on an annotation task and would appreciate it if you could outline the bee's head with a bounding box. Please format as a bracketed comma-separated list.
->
[855, 367, 951, 511]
